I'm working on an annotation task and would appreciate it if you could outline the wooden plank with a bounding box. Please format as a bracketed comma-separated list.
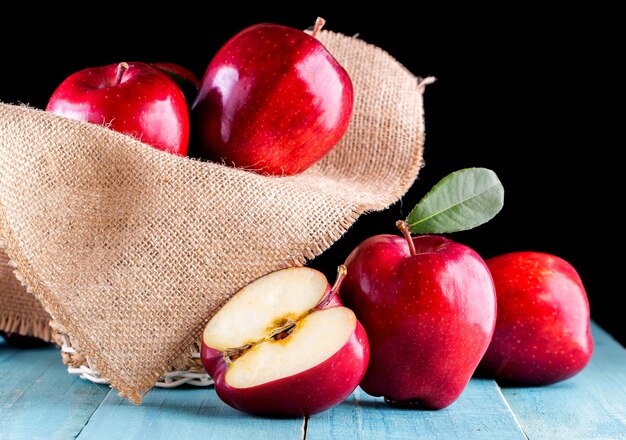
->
[307, 380, 526, 439]
[501, 322, 626, 439]
[3, 321, 625, 439]
[0, 336, 110, 439]
[76, 386, 304, 440]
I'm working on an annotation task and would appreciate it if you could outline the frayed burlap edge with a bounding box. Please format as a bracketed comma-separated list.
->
[0, 311, 52, 342]
[0, 240, 52, 342]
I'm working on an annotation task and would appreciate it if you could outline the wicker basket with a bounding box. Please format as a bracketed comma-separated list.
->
[52, 325, 213, 388]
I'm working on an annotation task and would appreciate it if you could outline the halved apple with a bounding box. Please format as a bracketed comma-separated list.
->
[201, 266, 369, 417]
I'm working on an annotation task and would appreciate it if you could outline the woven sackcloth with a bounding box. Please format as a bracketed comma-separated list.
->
[0, 30, 431, 403]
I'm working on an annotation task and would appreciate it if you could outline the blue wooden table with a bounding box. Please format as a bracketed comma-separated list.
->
[1, 322, 625, 439]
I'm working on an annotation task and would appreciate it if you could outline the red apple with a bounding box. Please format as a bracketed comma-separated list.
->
[151, 62, 200, 105]
[46, 61, 190, 155]
[339, 226, 497, 409]
[201, 266, 369, 417]
[192, 18, 353, 175]
[478, 251, 593, 385]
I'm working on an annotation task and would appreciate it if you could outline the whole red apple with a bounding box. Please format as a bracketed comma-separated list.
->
[478, 251, 593, 385]
[201, 266, 369, 417]
[192, 18, 353, 175]
[46, 61, 189, 155]
[339, 229, 497, 410]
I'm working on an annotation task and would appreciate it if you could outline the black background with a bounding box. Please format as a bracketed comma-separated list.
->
[1, 6, 621, 345]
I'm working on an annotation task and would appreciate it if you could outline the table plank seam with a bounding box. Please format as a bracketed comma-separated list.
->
[73, 385, 114, 439]
[495, 384, 529, 440]
[499, 322, 626, 438]
[302, 416, 308, 440]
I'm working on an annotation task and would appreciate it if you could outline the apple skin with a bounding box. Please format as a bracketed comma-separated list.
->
[192, 23, 354, 176]
[339, 234, 497, 410]
[151, 62, 200, 105]
[46, 62, 189, 156]
[201, 320, 368, 417]
[478, 251, 593, 385]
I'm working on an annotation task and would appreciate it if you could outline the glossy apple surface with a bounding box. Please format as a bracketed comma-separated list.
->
[339, 234, 496, 409]
[47, 62, 189, 155]
[192, 22, 353, 175]
[151, 62, 200, 105]
[201, 266, 369, 417]
[478, 251, 593, 385]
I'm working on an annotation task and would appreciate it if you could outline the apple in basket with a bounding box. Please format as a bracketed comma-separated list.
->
[46, 61, 190, 156]
[192, 17, 354, 176]
[151, 62, 200, 107]
[200, 266, 369, 417]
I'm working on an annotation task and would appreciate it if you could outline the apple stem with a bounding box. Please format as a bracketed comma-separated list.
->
[312, 17, 326, 39]
[396, 220, 417, 256]
[417, 76, 437, 90]
[314, 265, 347, 310]
[115, 62, 129, 85]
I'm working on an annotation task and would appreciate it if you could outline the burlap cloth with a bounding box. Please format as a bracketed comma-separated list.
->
[0, 30, 432, 403]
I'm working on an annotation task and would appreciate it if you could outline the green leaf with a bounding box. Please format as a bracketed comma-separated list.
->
[406, 168, 504, 234]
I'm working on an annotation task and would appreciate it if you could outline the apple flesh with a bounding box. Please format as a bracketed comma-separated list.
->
[339, 232, 497, 410]
[201, 266, 369, 417]
[192, 19, 354, 175]
[46, 61, 190, 155]
[478, 251, 593, 385]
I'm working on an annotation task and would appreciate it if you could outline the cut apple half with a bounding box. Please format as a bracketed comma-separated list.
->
[201, 266, 370, 417]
